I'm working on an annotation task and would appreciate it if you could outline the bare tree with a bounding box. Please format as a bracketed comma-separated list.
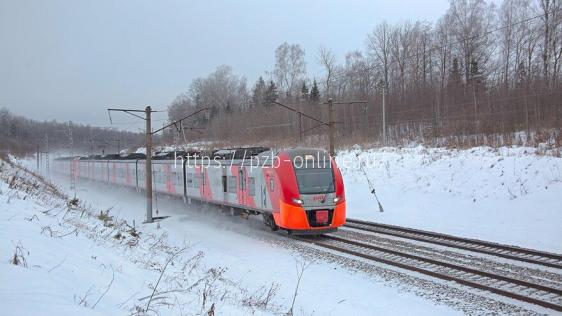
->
[318, 46, 337, 98]
[274, 42, 306, 98]
[189, 65, 248, 118]
[435, 14, 453, 108]
[448, 0, 497, 83]
[390, 22, 415, 97]
[344, 50, 373, 98]
[367, 22, 392, 89]
[538, 0, 562, 87]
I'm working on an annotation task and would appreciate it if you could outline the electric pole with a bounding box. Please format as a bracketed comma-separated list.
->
[68, 121, 75, 191]
[107, 106, 208, 224]
[36, 144, 39, 170]
[145, 106, 153, 223]
[382, 86, 386, 145]
[328, 98, 335, 157]
[45, 134, 49, 178]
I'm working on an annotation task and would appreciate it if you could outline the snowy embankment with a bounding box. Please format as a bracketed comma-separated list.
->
[2, 158, 466, 315]
[338, 146, 562, 253]
[0, 159, 282, 315]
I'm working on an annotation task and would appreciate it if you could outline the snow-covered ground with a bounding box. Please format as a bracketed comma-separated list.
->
[3, 144, 561, 315]
[2, 158, 471, 315]
[338, 146, 562, 253]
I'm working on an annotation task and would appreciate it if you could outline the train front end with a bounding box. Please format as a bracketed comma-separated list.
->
[274, 149, 346, 234]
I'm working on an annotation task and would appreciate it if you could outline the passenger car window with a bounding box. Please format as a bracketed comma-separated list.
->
[222, 176, 227, 192]
[228, 176, 237, 193]
[249, 177, 255, 196]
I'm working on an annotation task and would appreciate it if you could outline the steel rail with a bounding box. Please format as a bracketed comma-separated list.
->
[345, 218, 562, 269]
[294, 235, 562, 312]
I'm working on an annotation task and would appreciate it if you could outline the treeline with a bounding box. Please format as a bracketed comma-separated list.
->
[168, 0, 562, 148]
[0, 108, 144, 157]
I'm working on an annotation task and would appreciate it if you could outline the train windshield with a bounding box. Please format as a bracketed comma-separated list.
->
[294, 167, 335, 194]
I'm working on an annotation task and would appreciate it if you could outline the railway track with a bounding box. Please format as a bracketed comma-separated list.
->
[295, 234, 562, 312]
[345, 218, 562, 270]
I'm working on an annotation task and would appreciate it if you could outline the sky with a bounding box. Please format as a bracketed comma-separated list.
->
[0, 0, 449, 131]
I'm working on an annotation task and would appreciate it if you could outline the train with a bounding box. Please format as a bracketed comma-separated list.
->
[53, 147, 346, 234]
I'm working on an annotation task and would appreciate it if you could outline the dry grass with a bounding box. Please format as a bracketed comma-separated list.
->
[10, 242, 28, 268]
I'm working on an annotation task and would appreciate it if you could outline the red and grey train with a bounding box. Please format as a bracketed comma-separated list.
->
[54, 147, 346, 234]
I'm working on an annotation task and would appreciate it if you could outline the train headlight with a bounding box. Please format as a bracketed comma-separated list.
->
[292, 198, 303, 205]
[333, 197, 341, 203]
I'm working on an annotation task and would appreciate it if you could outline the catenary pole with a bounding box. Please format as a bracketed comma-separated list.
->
[145, 106, 153, 223]
[107, 106, 207, 224]
[328, 98, 335, 157]
[382, 86, 386, 145]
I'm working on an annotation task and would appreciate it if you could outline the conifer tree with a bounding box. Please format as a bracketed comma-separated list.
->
[264, 81, 279, 105]
[301, 82, 309, 101]
[450, 58, 462, 85]
[251, 76, 267, 107]
[310, 80, 320, 102]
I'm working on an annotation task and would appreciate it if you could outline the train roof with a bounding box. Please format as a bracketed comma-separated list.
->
[212, 147, 270, 159]
[55, 147, 327, 162]
[54, 156, 82, 161]
[78, 153, 147, 160]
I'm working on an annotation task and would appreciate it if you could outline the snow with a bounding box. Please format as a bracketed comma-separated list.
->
[1, 158, 463, 315]
[337, 146, 562, 253]
[4, 143, 561, 315]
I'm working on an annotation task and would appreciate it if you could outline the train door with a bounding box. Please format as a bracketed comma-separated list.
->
[221, 167, 227, 203]
[260, 175, 267, 209]
[200, 167, 206, 201]
[239, 168, 246, 205]
[106, 161, 110, 183]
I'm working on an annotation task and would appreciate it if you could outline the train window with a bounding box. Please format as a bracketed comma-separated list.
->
[193, 174, 200, 188]
[186, 172, 193, 187]
[269, 177, 274, 192]
[222, 176, 227, 192]
[228, 176, 237, 193]
[295, 167, 335, 194]
[249, 177, 255, 196]
[118, 167, 126, 178]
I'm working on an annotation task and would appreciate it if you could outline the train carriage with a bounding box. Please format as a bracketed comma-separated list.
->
[54, 147, 346, 234]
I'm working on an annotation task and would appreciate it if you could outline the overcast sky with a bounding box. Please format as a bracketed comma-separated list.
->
[0, 0, 449, 131]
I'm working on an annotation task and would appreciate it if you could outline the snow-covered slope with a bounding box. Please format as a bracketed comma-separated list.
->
[2, 158, 473, 315]
[338, 146, 562, 252]
[0, 160, 283, 315]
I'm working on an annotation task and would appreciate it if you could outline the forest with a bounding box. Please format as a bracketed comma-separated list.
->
[168, 0, 562, 149]
[0, 108, 143, 157]
[3, 0, 561, 156]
